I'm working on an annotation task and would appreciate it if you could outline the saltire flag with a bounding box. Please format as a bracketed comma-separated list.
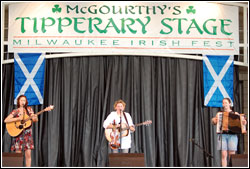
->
[203, 55, 234, 107]
[14, 53, 45, 105]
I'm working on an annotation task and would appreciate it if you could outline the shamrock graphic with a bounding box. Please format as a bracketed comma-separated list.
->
[186, 6, 196, 14]
[52, 4, 62, 13]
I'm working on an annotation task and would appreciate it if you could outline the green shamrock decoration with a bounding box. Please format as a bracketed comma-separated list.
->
[186, 6, 196, 14]
[52, 4, 62, 13]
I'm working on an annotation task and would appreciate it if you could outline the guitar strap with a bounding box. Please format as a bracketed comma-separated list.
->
[25, 107, 33, 128]
[123, 112, 129, 125]
[25, 107, 31, 116]
[21, 107, 29, 120]
[122, 112, 130, 137]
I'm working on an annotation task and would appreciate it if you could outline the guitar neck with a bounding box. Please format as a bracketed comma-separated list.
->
[24, 109, 46, 122]
[123, 123, 147, 130]
[135, 123, 146, 127]
[35, 109, 46, 116]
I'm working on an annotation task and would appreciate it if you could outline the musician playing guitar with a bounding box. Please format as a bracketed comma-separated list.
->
[4, 95, 53, 167]
[103, 99, 135, 153]
[211, 98, 247, 167]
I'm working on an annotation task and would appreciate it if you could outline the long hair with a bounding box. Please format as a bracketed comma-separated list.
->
[17, 95, 28, 109]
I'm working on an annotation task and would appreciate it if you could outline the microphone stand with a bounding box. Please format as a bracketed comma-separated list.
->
[22, 106, 28, 166]
[190, 139, 213, 167]
[119, 110, 122, 152]
[220, 111, 223, 167]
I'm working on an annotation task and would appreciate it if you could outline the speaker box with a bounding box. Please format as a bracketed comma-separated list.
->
[230, 154, 248, 167]
[2, 152, 23, 167]
[109, 153, 145, 167]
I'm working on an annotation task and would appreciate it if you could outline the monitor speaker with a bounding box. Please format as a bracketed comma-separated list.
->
[230, 154, 248, 167]
[2, 152, 23, 167]
[109, 153, 145, 167]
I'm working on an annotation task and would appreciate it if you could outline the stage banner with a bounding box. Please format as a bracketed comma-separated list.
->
[8, 2, 239, 55]
[14, 53, 45, 105]
[203, 55, 234, 107]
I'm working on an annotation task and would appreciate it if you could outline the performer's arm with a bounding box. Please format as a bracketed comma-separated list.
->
[29, 107, 38, 122]
[31, 114, 38, 122]
[235, 112, 240, 115]
[242, 118, 247, 125]
[106, 124, 121, 129]
[4, 114, 22, 123]
[129, 126, 135, 132]
[211, 113, 218, 125]
[103, 112, 117, 129]
[236, 112, 247, 125]
[126, 113, 135, 132]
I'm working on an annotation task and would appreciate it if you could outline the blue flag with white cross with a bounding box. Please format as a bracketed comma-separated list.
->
[14, 53, 45, 105]
[203, 55, 234, 107]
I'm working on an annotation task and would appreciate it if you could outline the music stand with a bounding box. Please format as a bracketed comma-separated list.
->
[190, 139, 213, 166]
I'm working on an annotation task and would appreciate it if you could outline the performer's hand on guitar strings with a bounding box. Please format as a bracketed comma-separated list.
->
[16, 115, 23, 122]
[31, 114, 38, 122]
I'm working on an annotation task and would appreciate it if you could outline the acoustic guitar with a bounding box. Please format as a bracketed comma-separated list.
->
[6, 105, 54, 137]
[105, 120, 152, 143]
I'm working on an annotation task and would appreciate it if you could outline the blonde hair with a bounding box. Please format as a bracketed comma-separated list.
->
[113, 99, 126, 110]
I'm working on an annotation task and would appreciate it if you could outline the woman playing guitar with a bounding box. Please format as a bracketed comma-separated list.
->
[103, 99, 135, 153]
[4, 95, 53, 167]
